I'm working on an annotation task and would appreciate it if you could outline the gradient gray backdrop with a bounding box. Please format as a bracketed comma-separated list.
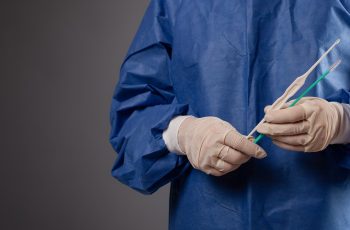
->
[1, 1, 169, 229]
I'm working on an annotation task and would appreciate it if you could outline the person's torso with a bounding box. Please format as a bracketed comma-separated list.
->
[169, 0, 350, 229]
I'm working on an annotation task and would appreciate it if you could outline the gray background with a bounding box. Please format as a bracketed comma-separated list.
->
[1, 0, 169, 229]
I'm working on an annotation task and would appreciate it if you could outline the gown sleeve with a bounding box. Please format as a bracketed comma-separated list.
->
[109, 0, 190, 194]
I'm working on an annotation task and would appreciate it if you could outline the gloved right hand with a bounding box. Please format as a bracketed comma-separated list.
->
[178, 117, 267, 176]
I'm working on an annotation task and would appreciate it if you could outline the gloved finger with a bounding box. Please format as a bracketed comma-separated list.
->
[264, 104, 306, 124]
[215, 159, 240, 173]
[224, 130, 267, 159]
[271, 134, 312, 146]
[205, 167, 225, 177]
[264, 101, 294, 113]
[264, 105, 272, 113]
[272, 140, 305, 152]
[218, 145, 250, 165]
[257, 120, 310, 136]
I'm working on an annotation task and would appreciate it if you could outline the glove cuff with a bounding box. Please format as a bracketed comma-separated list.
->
[330, 103, 350, 144]
[162, 115, 194, 155]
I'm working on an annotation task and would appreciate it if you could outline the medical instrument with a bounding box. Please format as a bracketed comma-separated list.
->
[254, 59, 342, 144]
[247, 39, 341, 143]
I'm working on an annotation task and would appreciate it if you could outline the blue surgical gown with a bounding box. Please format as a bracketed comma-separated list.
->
[110, 0, 350, 229]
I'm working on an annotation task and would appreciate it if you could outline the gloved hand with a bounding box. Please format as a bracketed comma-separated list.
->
[178, 116, 267, 176]
[257, 97, 344, 152]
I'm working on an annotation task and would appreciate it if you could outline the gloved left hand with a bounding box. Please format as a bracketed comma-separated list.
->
[257, 97, 344, 152]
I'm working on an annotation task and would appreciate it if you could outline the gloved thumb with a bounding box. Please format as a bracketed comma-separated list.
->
[225, 131, 267, 159]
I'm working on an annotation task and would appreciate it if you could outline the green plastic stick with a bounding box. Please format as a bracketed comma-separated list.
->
[253, 61, 340, 144]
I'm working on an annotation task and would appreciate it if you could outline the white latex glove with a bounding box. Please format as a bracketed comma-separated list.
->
[257, 97, 347, 152]
[176, 116, 267, 176]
